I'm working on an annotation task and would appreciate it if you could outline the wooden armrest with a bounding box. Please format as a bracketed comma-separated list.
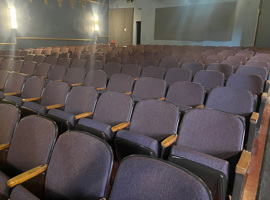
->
[74, 112, 93, 120]
[0, 143, 10, 151]
[22, 97, 41, 102]
[266, 80, 270, 84]
[0, 87, 4, 90]
[56, 79, 63, 82]
[161, 134, 178, 148]
[7, 165, 48, 188]
[46, 104, 65, 110]
[250, 112, 259, 124]
[40, 76, 47, 79]
[262, 92, 267, 99]
[111, 122, 130, 132]
[71, 83, 83, 87]
[96, 87, 106, 91]
[236, 150, 251, 175]
[125, 92, 132, 95]
[99, 198, 106, 200]
[157, 97, 165, 101]
[195, 104, 204, 109]
[4, 92, 21, 96]
[134, 78, 138, 81]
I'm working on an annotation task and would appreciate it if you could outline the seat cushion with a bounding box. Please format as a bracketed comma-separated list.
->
[4, 95, 22, 106]
[116, 130, 159, 156]
[78, 118, 113, 140]
[171, 145, 229, 178]
[47, 109, 75, 126]
[22, 102, 47, 115]
[178, 104, 192, 112]
[0, 91, 4, 99]
[10, 185, 39, 200]
[0, 171, 10, 197]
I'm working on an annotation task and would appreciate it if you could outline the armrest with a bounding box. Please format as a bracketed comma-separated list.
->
[235, 150, 251, 175]
[22, 97, 41, 102]
[161, 134, 178, 148]
[99, 198, 106, 200]
[111, 122, 130, 132]
[40, 76, 47, 79]
[0, 87, 4, 90]
[74, 112, 93, 120]
[134, 78, 138, 81]
[250, 112, 259, 124]
[157, 97, 165, 101]
[262, 92, 267, 100]
[125, 92, 132, 95]
[46, 104, 65, 110]
[96, 87, 106, 91]
[56, 79, 63, 82]
[71, 83, 83, 87]
[0, 143, 10, 151]
[7, 165, 48, 188]
[266, 80, 270, 84]
[4, 92, 21, 96]
[195, 104, 204, 109]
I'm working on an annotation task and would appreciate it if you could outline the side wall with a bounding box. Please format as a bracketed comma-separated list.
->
[0, 0, 109, 49]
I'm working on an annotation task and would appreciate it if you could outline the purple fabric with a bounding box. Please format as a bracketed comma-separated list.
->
[10, 185, 39, 200]
[48, 109, 75, 126]
[34, 55, 46, 64]
[221, 60, 242, 69]
[121, 64, 142, 78]
[22, 101, 47, 115]
[181, 62, 204, 76]
[86, 60, 104, 71]
[45, 57, 57, 66]
[117, 130, 159, 156]
[9, 60, 24, 72]
[3, 73, 26, 93]
[34, 63, 51, 78]
[166, 81, 205, 107]
[164, 68, 192, 84]
[63, 68, 85, 84]
[84, 70, 107, 88]
[140, 59, 159, 67]
[106, 73, 134, 93]
[132, 77, 166, 100]
[24, 54, 35, 62]
[4, 95, 23, 106]
[78, 118, 113, 140]
[122, 58, 139, 65]
[226, 74, 264, 95]
[57, 58, 71, 67]
[20, 76, 45, 99]
[0, 70, 8, 88]
[109, 156, 211, 200]
[47, 65, 67, 81]
[193, 70, 224, 91]
[21, 61, 37, 75]
[207, 63, 233, 78]
[177, 108, 244, 160]
[171, 145, 229, 178]
[0, 58, 13, 70]
[43, 131, 112, 199]
[236, 66, 268, 81]
[103, 62, 122, 77]
[206, 87, 254, 117]
[0, 171, 10, 197]
[129, 99, 179, 141]
[160, 61, 180, 70]
[70, 59, 86, 68]
[245, 61, 269, 71]
[141, 66, 165, 79]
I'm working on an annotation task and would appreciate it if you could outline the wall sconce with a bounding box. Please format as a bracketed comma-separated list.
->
[94, 15, 99, 31]
[9, 7, 18, 29]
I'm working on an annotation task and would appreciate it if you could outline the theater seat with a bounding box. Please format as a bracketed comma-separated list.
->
[106, 156, 211, 200]
[0, 115, 57, 198]
[168, 108, 249, 200]
[115, 99, 179, 159]
[121, 64, 142, 79]
[77, 91, 133, 141]
[84, 70, 107, 90]
[63, 68, 86, 87]
[47, 86, 97, 130]
[164, 68, 192, 85]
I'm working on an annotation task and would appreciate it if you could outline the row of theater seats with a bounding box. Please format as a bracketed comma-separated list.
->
[0, 108, 213, 200]
[0, 91, 250, 200]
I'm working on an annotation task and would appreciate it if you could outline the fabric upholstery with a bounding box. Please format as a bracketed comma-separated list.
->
[193, 70, 224, 91]
[171, 145, 229, 178]
[7, 115, 56, 172]
[10, 185, 39, 200]
[34, 63, 51, 78]
[181, 62, 204, 76]
[226, 74, 264, 95]
[160, 61, 180, 70]
[0, 70, 8, 88]
[106, 73, 134, 93]
[57, 58, 71, 67]
[103, 62, 122, 77]
[34, 55, 46, 64]
[2, 73, 26, 93]
[9, 60, 24, 72]
[0, 171, 10, 197]
[109, 156, 211, 200]
[207, 63, 233, 78]
[64, 68, 85, 84]
[141, 66, 165, 79]
[164, 68, 192, 84]
[48, 109, 75, 126]
[84, 70, 107, 89]
[236, 66, 268, 81]
[47, 65, 67, 81]
[140, 59, 159, 67]
[206, 87, 254, 117]
[132, 77, 166, 100]
[121, 64, 142, 78]
[43, 131, 112, 199]
[0, 58, 13, 70]
[70, 59, 86, 68]
[176, 108, 245, 160]
[22, 102, 47, 115]
[20, 76, 45, 99]
[166, 81, 205, 107]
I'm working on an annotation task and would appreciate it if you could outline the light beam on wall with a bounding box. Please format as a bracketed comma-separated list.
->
[9, 7, 18, 29]
[94, 15, 99, 31]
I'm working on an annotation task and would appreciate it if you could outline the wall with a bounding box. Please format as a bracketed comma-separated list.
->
[255, 0, 270, 47]
[109, 0, 260, 47]
[0, 0, 109, 49]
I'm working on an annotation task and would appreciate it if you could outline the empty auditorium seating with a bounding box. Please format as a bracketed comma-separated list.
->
[63, 68, 85, 86]
[206, 63, 234, 78]
[34, 63, 51, 78]
[0, 58, 13, 71]
[46, 65, 67, 83]
[164, 68, 192, 84]
[104, 73, 134, 94]
[84, 70, 107, 90]
[45, 56, 58, 66]
[8, 60, 24, 73]
[115, 99, 179, 159]
[121, 64, 142, 79]
[34, 55, 46, 64]
[168, 108, 249, 200]
[103, 62, 122, 78]
[0, 115, 57, 198]
[181, 62, 204, 76]
[77, 91, 133, 141]
[0, 70, 9, 89]
[20, 61, 37, 76]
[24, 54, 35, 62]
